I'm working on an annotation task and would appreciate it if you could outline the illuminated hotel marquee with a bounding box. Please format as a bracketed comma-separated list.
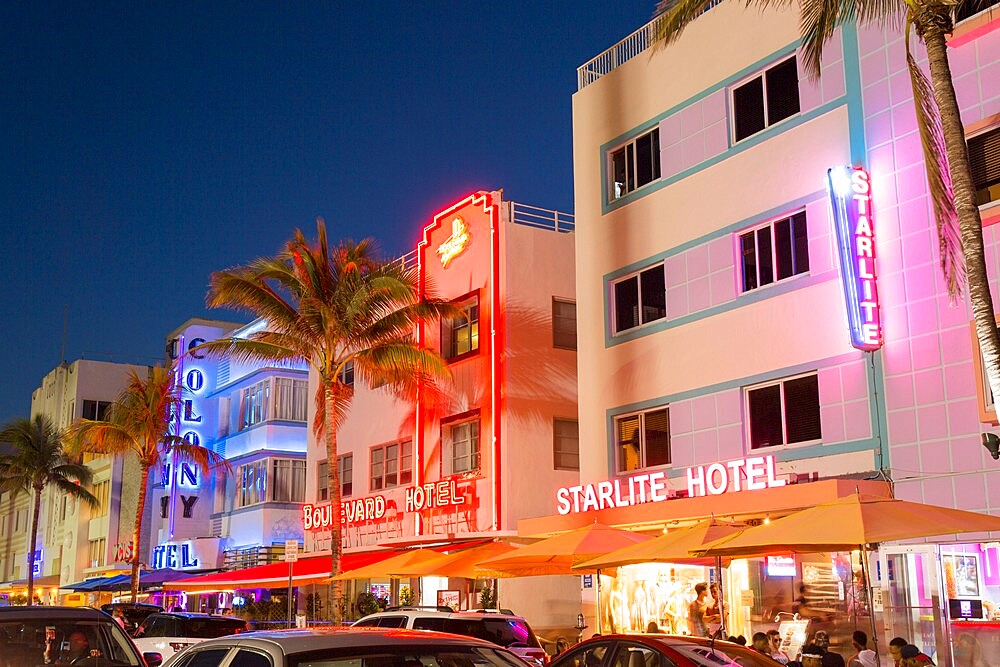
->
[827, 166, 882, 351]
[302, 481, 467, 531]
[556, 455, 784, 514]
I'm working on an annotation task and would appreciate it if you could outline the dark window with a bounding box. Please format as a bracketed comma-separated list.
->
[445, 420, 480, 475]
[748, 374, 821, 449]
[229, 650, 272, 667]
[968, 126, 1000, 206]
[339, 454, 353, 497]
[443, 296, 480, 360]
[554, 418, 580, 470]
[613, 264, 666, 333]
[740, 211, 808, 292]
[732, 57, 800, 142]
[178, 618, 248, 638]
[370, 441, 411, 491]
[317, 460, 329, 501]
[374, 616, 408, 628]
[956, 0, 1000, 23]
[615, 407, 670, 472]
[553, 298, 577, 350]
[184, 649, 233, 667]
[82, 400, 112, 421]
[610, 129, 661, 199]
[338, 361, 354, 387]
[412, 617, 448, 631]
[560, 643, 612, 667]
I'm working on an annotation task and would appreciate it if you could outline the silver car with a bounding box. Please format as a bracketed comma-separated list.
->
[161, 627, 530, 667]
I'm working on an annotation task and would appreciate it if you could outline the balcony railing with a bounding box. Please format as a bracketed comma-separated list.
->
[577, 0, 726, 91]
[510, 202, 574, 233]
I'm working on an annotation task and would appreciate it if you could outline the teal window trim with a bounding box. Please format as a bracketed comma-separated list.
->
[603, 190, 829, 348]
[603, 349, 879, 476]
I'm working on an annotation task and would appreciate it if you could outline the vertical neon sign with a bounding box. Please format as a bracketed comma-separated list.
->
[827, 166, 882, 351]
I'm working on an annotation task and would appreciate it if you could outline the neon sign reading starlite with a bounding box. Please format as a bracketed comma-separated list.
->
[828, 166, 882, 351]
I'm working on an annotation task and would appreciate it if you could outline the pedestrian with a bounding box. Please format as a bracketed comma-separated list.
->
[554, 638, 569, 656]
[888, 637, 908, 667]
[111, 607, 126, 629]
[751, 632, 771, 655]
[799, 644, 824, 667]
[848, 630, 876, 667]
[899, 645, 935, 666]
[767, 629, 789, 664]
[688, 582, 709, 637]
[645, 620, 660, 633]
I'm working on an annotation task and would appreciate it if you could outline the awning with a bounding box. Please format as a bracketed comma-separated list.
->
[167, 550, 397, 592]
[0, 574, 62, 590]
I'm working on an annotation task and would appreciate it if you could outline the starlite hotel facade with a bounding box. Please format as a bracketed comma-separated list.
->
[526, 2, 1000, 664]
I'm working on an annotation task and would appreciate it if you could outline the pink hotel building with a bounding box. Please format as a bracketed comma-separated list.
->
[542, 1, 1000, 663]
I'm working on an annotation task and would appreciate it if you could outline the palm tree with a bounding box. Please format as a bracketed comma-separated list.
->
[67, 366, 226, 602]
[0, 415, 98, 606]
[652, 0, 1000, 407]
[203, 219, 453, 623]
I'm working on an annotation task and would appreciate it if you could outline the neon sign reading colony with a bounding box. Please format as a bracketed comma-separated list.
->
[827, 166, 882, 351]
[556, 455, 785, 515]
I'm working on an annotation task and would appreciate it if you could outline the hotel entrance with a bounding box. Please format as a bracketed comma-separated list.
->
[878, 545, 949, 665]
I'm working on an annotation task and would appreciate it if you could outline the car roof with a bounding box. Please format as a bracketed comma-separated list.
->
[360, 609, 528, 622]
[191, 627, 509, 654]
[151, 612, 239, 619]
[0, 606, 112, 621]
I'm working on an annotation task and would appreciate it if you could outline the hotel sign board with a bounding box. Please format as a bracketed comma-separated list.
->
[827, 166, 882, 351]
[302, 480, 467, 531]
[556, 455, 785, 515]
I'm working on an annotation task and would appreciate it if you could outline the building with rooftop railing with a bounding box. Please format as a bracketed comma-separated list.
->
[541, 2, 1000, 664]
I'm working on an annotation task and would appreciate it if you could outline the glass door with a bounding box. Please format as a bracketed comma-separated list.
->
[878, 545, 949, 665]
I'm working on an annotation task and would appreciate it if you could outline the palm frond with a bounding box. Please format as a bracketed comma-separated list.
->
[54, 477, 100, 509]
[66, 420, 140, 458]
[194, 337, 304, 368]
[207, 269, 298, 328]
[905, 25, 964, 299]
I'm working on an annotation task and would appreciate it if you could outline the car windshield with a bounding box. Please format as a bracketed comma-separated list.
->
[665, 642, 779, 667]
[178, 618, 247, 638]
[291, 646, 526, 667]
[0, 619, 143, 667]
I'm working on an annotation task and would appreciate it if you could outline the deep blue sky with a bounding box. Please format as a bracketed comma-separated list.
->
[1, 1, 657, 423]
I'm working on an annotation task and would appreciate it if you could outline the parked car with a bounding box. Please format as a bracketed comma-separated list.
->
[354, 607, 546, 666]
[101, 603, 164, 634]
[549, 634, 782, 667]
[0, 605, 162, 667]
[133, 612, 248, 658]
[161, 627, 528, 667]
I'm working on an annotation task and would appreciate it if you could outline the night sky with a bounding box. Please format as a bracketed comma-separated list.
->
[1, 1, 656, 423]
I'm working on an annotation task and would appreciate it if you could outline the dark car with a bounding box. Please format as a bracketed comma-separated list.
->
[550, 634, 781, 667]
[133, 612, 248, 658]
[101, 603, 164, 634]
[0, 605, 162, 667]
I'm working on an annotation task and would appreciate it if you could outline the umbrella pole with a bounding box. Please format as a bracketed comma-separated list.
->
[596, 569, 603, 635]
[716, 556, 725, 638]
[859, 544, 881, 667]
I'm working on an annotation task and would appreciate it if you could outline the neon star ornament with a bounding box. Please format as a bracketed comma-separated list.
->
[436, 216, 471, 267]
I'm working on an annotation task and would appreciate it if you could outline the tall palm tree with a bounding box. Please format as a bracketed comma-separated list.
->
[203, 219, 453, 623]
[653, 0, 1000, 408]
[67, 366, 226, 602]
[0, 415, 98, 606]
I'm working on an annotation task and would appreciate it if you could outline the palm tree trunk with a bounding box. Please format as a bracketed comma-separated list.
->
[922, 14, 1000, 404]
[325, 380, 344, 624]
[27, 485, 42, 607]
[131, 462, 151, 603]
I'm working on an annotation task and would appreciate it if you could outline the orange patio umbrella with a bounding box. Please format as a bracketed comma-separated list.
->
[573, 520, 744, 570]
[330, 548, 443, 580]
[695, 493, 1000, 558]
[398, 541, 520, 579]
[477, 523, 652, 576]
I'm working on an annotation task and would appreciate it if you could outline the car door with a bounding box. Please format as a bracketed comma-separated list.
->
[555, 640, 615, 667]
[608, 641, 673, 667]
[171, 646, 237, 667]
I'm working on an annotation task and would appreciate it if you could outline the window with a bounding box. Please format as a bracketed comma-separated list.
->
[553, 418, 579, 470]
[271, 459, 306, 502]
[338, 361, 355, 387]
[443, 295, 480, 359]
[89, 538, 106, 567]
[82, 400, 112, 421]
[273, 377, 308, 422]
[610, 128, 661, 199]
[239, 380, 269, 430]
[230, 650, 272, 667]
[613, 263, 666, 333]
[747, 373, 821, 448]
[740, 211, 809, 291]
[318, 460, 329, 501]
[956, 0, 1000, 23]
[370, 440, 412, 491]
[615, 407, 670, 472]
[444, 419, 480, 476]
[732, 56, 800, 142]
[339, 454, 353, 497]
[968, 126, 1000, 206]
[93, 480, 110, 517]
[237, 460, 267, 507]
[552, 299, 577, 350]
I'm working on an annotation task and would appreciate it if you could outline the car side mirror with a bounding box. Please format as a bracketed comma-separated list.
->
[144, 652, 164, 667]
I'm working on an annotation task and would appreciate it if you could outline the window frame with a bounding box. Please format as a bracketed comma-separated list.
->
[608, 127, 662, 200]
[369, 440, 412, 492]
[967, 123, 1000, 208]
[738, 209, 809, 293]
[745, 372, 822, 449]
[442, 412, 481, 477]
[613, 406, 672, 473]
[971, 316, 1000, 424]
[611, 262, 667, 335]
[730, 55, 801, 143]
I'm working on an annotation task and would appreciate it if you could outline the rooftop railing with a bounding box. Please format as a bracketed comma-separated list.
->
[576, 0, 725, 91]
